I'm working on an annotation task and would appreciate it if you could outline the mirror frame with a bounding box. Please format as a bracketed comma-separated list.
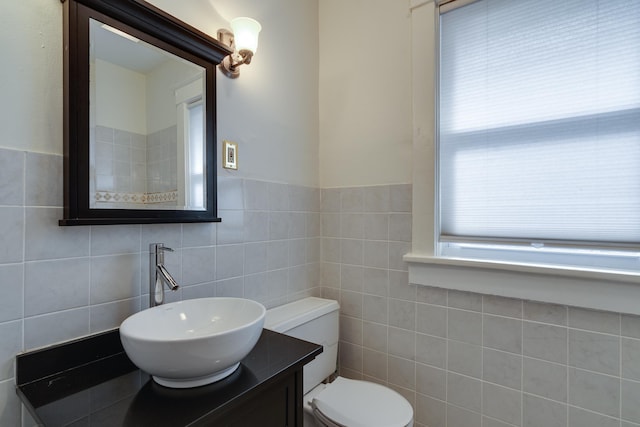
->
[60, 0, 232, 225]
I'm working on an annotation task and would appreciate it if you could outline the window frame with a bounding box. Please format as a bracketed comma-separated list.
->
[406, 0, 640, 316]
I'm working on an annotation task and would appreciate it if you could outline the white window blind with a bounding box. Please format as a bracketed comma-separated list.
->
[438, 0, 640, 261]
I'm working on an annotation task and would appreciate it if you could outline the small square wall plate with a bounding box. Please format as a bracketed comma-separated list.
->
[223, 140, 238, 170]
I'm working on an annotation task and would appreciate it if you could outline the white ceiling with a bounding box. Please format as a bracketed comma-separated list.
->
[90, 19, 172, 74]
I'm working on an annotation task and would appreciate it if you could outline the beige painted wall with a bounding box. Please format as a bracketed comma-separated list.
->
[0, 0, 63, 154]
[1, 0, 319, 187]
[319, 0, 413, 188]
[95, 59, 147, 135]
[149, 0, 320, 187]
[1, 0, 410, 188]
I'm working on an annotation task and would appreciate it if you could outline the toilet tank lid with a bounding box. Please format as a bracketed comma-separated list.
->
[265, 297, 339, 333]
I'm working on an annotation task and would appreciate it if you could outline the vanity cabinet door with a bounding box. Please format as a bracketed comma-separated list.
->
[204, 369, 303, 427]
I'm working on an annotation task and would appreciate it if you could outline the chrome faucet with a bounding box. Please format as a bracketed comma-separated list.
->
[150, 243, 180, 307]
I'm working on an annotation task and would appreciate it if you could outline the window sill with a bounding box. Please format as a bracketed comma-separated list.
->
[405, 253, 640, 315]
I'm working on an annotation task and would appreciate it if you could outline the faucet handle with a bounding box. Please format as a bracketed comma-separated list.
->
[151, 243, 174, 253]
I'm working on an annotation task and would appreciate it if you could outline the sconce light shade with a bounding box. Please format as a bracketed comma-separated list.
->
[218, 17, 262, 79]
[230, 17, 262, 54]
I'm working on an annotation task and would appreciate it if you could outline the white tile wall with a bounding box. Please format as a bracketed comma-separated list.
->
[94, 125, 184, 207]
[147, 126, 176, 194]
[0, 147, 321, 426]
[321, 184, 640, 427]
[3, 161, 640, 427]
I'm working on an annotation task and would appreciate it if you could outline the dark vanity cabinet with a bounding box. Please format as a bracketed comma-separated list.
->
[16, 329, 322, 426]
[210, 373, 300, 427]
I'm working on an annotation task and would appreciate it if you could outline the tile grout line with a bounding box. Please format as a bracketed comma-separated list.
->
[619, 313, 623, 426]
[566, 304, 570, 427]
[521, 299, 525, 427]
[480, 295, 484, 426]
[21, 151, 27, 355]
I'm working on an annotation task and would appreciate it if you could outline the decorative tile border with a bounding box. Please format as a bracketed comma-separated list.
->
[145, 191, 178, 204]
[94, 190, 178, 205]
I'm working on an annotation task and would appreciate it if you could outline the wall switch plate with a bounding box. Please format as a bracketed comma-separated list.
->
[222, 140, 238, 170]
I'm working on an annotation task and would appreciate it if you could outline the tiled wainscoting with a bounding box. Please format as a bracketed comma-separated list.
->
[0, 148, 321, 426]
[92, 125, 180, 209]
[2, 150, 640, 427]
[319, 184, 640, 427]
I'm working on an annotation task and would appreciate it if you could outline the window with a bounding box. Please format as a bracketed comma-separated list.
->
[186, 100, 205, 210]
[437, 0, 640, 272]
[175, 78, 206, 211]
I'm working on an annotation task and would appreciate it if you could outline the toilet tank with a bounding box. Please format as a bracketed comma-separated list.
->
[265, 297, 339, 395]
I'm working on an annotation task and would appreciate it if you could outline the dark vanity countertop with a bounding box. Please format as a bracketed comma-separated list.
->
[16, 328, 322, 426]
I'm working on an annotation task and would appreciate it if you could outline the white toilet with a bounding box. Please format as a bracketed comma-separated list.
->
[265, 297, 414, 427]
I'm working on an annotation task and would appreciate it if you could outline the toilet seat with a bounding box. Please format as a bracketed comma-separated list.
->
[310, 376, 413, 427]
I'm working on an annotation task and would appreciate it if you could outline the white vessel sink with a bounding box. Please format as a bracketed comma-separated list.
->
[120, 297, 266, 388]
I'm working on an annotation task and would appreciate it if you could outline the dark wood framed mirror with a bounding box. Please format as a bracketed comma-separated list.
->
[60, 0, 232, 225]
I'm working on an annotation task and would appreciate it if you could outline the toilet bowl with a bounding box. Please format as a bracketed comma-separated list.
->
[304, 376, 413, 427]
[265, 297, 414, 427]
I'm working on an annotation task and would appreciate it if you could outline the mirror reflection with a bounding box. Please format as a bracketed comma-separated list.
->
[89, 19, 206, 210]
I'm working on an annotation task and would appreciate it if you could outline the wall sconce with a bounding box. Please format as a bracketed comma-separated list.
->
[217, 17, 262, 79]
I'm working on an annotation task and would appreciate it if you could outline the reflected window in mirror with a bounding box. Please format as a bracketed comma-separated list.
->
[185, 100, 205, 209]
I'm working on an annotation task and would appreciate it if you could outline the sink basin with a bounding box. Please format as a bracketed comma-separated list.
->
[120, 297, 266, 388]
